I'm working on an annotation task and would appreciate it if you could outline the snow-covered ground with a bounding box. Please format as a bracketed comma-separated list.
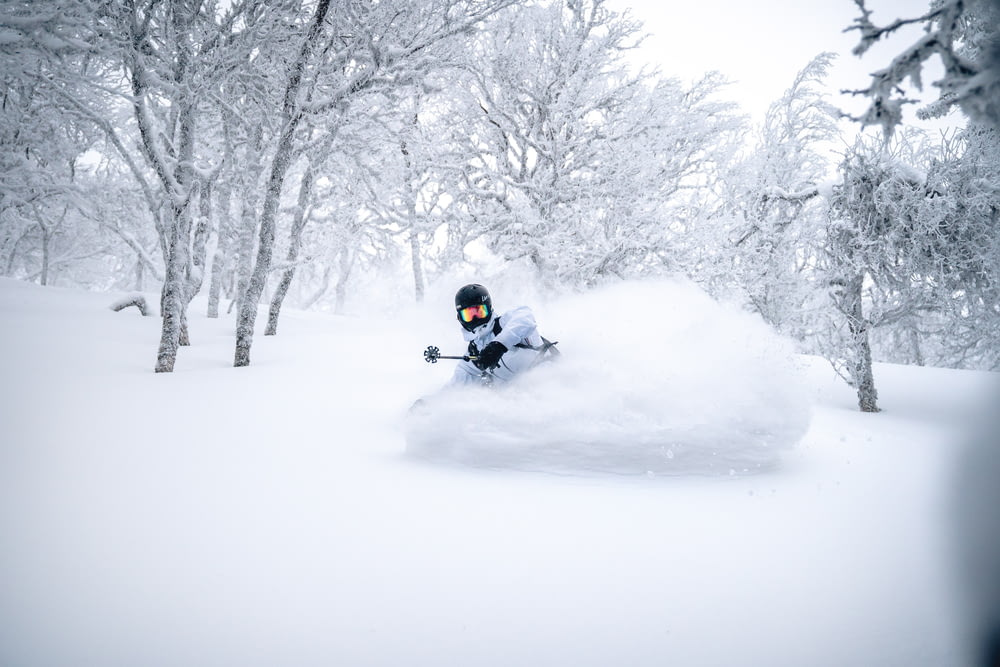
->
[1, 277, 998, 667]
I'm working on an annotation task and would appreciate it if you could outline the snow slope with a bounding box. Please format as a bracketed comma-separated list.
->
[0, 277, 997, 667]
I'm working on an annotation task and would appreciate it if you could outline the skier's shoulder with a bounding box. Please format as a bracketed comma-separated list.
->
[498, 305, 536, 326]
[493, 306, 539, 347]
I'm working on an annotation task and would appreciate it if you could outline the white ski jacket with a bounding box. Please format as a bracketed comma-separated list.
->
[450, 306, 545, 386]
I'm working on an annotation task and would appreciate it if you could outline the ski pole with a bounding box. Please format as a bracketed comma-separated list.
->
[423, 345, 478, 364]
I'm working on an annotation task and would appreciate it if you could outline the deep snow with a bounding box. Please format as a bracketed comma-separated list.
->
[406, 281, 810, 475]
[1, 277, 998, 667]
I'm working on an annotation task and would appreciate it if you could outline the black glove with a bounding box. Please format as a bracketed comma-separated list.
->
[473, 341, 507, 370]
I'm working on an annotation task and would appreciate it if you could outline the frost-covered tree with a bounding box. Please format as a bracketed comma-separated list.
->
[232, 0, 517, 366]
[834, 0, 1000, 386]
[264, 118, 349, 335]
[0, 1, 173, 292]
[0, 4, 105, 286]
[232, 0, 333, 366]
[396, 104, 454, 302]
[819, 129, 984, 408]
[0, 89, 81, 285]
[822, 139, 903, 412]
[461, 0, 743, 286]
[847, 0, 1000, 133]
[82, 162, 164, 290]
[713, 54, 840, 331]
[1, 0, 258, 369]
[344, 91, 475, 302]
[817, 123, 999, 410]
[299, 178, 390, 315]
[99, 1, 238, 371]
[905, 126, 1000, 369]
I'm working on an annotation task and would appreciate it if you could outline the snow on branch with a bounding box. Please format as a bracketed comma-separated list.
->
[110, 295, 152, 316]
[761, 185, 821, 203]
[843, 0, 1000, 133]
[0, 11, 98, 54]
[846, 0, 949, 58]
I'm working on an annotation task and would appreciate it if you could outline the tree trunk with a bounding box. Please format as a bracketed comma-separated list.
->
[908, 325, 924, 367]
[29, 202, 55, 286]
[39, 225, 50, 286]
[3, 226, 31, 276]
[410, 228, 425, 302]
[207, 175, 233, 318]
[235, 123, 299, 365]
[232, 125, 264, 317]
[842, 274, 880, 413]
[401, 125, 425, 302]
[207, 233, 227, 319]
[153, 7, 197, 373]
[122, 0, 201, 373]
[335, 248, 354, 315]
[156, 200, 194, 372]
[302, 263, 333, 310]
[234, 0, 331, 367]
[207, 241, 229, 319]
[189, 180, 212, 297]
[178, 179, 212, 346]
[266, 164, 314, 336]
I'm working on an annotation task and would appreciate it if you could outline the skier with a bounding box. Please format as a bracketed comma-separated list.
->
[449, 283, 557, 386]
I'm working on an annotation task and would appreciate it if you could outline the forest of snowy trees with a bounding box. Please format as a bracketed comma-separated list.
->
[0, 0, 998, 410]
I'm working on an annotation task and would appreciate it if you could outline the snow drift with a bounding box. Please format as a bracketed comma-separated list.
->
[405, 280, 811, 475]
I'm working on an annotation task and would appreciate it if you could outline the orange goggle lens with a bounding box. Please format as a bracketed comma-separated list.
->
[458, 304, 489, 323]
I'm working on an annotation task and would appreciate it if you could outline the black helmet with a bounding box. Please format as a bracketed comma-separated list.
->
[455, 283, 492, 332]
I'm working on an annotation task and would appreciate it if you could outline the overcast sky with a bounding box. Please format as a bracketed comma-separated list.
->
[612, 0, 964, 134]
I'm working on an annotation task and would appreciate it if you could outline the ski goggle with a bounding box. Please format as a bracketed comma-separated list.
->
[458, 304, 489, 323]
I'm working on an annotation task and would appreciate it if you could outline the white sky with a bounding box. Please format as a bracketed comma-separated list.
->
[612, 0, 965, 134]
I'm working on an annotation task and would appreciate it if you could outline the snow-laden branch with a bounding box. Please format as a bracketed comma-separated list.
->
[846, 0, 950, 58]
[34, 72, 163, 230]
[844, 0, 1000, 133]
[761, 185, 821, 203]
[110, 294, 152, 316]
[98, 219, 165, 284]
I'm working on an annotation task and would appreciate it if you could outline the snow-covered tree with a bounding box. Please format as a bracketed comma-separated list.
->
[811, 121, 999, 413]
[459, 0, 743, 286]
[834, 0, 1000, 389]
[300, 183, 390, 315]
[232, 0, 334, 366]
[846, 0, 1000, 133]
[0, 3, 106, 286]
[264, 123, 340, 336]
[395, 102, 461, 302]
[342, 90, 479, 302]
[101, 1, 238, 371]
[902, 125, 1000, 369]
[822, 138, 903, 412]
[232, 0, 518, 366]
[816, 126, 998, 407]
[712, 54, 839, 331]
